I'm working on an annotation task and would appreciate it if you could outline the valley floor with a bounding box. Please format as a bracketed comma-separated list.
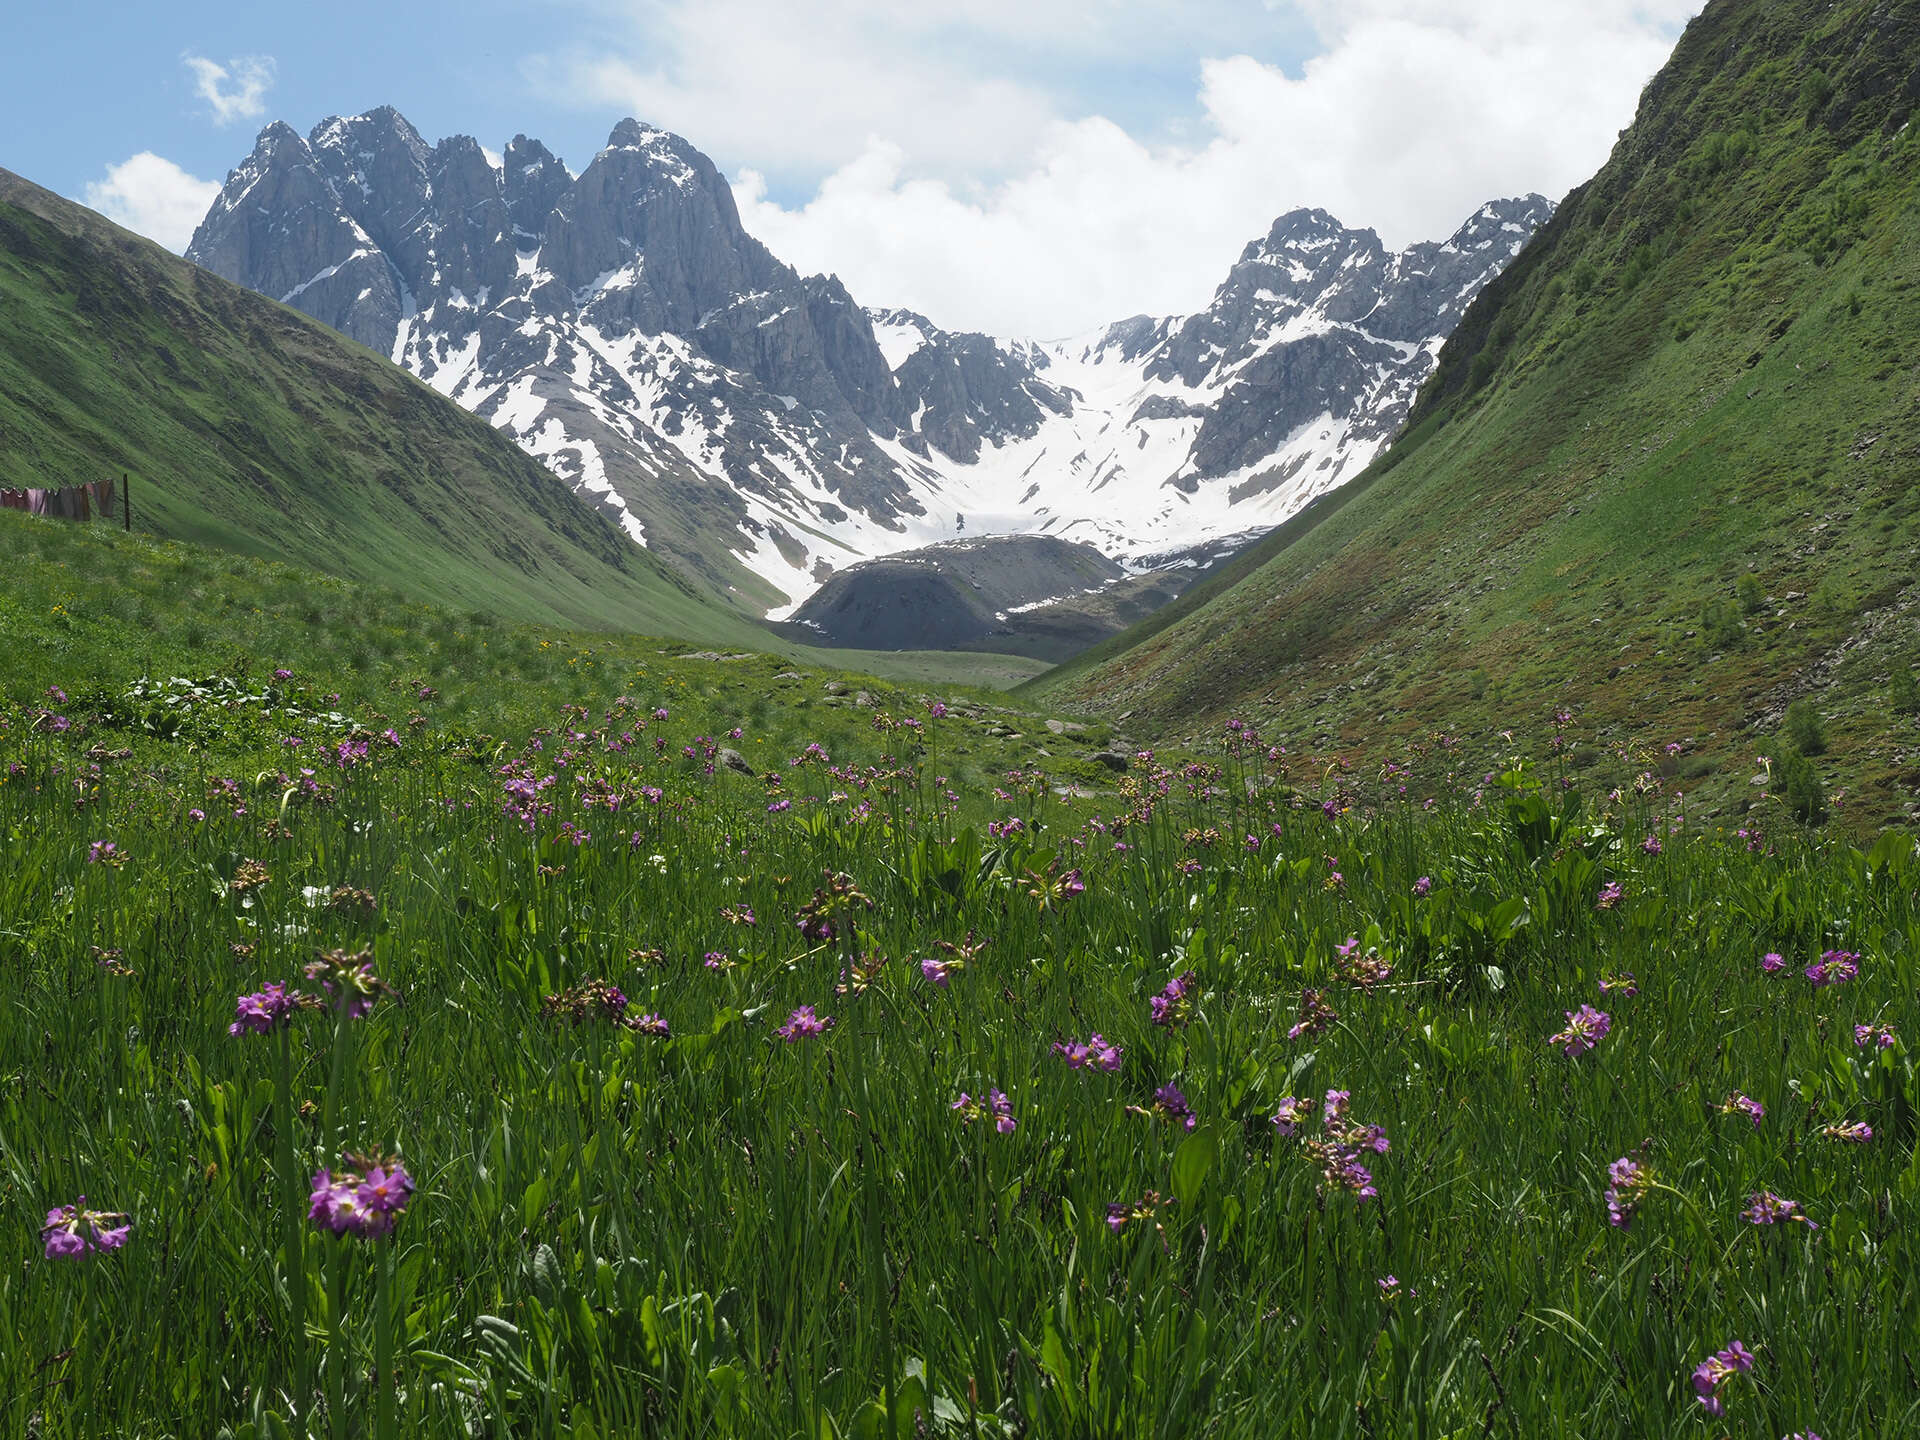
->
[1, 515, 1913, 1439]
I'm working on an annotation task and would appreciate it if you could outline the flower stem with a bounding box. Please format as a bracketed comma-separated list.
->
[327, 1240, 350, 1440]
[374, 1242, 396, 1440]
[276, 1027, 309, 1437]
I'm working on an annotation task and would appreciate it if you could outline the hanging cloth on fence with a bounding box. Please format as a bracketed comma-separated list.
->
[0, 489, 27, 512]
[27, 489, 48, 516]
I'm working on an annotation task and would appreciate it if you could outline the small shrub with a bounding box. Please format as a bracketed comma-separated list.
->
[1622, 244, 1660, 292]
[1890, 664, 1919, 719]
[1735, 573, 1767, 614]
[1800, 69, 1835, 116]
[1569, 258, 1600, 298]
[1785, 698, 1827, 755]
[1701, 598, 1743, 650]
[1772, 743, 1828, 824]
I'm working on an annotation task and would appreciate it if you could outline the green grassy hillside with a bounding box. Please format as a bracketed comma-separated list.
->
[0, 168, 767, 646]
[1034, 0, 1920, 828]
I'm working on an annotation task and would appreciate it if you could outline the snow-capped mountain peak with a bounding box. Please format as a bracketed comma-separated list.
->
[186, 108, 1550, 617]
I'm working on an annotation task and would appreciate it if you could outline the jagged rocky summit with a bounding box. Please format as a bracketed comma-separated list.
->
[187, 107, 1549, 618]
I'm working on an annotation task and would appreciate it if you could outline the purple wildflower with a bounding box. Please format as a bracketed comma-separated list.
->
[1413, 876, 1432, 897]
[1053, 1033, 1123, 1072]
[1690, 1340, 1754, 1417]
[1287, 987, 1339, 1041]
[42, 1197, 130, 1258]
[1548, 1005, 1611, 1057]
[1149, 970, 1198, 1028]
[1270, 1096, 1311, 1137]
[1854, 1023, 1897, 1048]
[1598, 971, 1638, 998]
[920, 957, 954, 988]
[310, 1157, 414, 1239]
[629, 1012, 670, 1038]
[1805, 950, 1859, 987]
[1145, 1083, 1197, 1131]
[228, 982, 306, 1036]
[1604, 1156, 1653, 1228]
[1719, 1093, 1765, 1128]
[303, 948, 393, 1019]
[775, 1005, 832, 1042]
[1761, 951, 1785, 973]
[1105, 1191, 1163, 1235]
[953, 1089, 1016, 1134]
[1596, 881, 1624, 910]
[1297, 1088, 1387, 1202]
[1820, 1121, 1872, 1142]
[1741, 1192, 1816, 1229]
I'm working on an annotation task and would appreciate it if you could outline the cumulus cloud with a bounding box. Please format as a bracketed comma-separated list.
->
[183, 53, 276, 126]
[555, 1, 1704, 335]
[82, 153, 221, 253]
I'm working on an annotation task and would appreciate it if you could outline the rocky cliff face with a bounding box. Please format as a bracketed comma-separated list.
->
[1143, 198, 1556, 495]
[188, 108, 1547, 618]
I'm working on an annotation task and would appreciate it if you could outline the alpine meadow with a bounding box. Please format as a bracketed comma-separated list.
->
[1, 2, 1918, 1438]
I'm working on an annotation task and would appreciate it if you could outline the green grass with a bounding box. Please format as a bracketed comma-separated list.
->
[1034, 0, 1920, 830]
[2, 597, 1916, 1436]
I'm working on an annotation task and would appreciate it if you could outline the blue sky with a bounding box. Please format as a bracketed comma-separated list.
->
[9, 1, 1702, 334]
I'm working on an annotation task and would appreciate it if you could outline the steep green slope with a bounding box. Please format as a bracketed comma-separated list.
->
[0, 168, 764, 645]
[1035, 0, 1920, 825]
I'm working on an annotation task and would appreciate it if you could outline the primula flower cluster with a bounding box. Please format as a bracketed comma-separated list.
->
[1105, 1190, 1164, 1235]
[1805, 950, 1859, 987]
[1277, 1089, 1388, 1202]
[1333, 938, 1391, 991]
[1854, 1023, 1896, 1049]
[1690, 1340, 1754, 1417]
[1742, 1191, 1816, 1229]
[1129, 1083, 1197, 1131]
[1719, 1092, 1765, 1127]
[835, 954, 887, 996]
[1549, 1005, 1611, 1057]
[542, 979, 630, 1027]
[1270, 1096, 1312, 1137]
[42, 1196, 130, 1258]
[303, 947, 395, 1019]
[775, 1005, 833, 1041]
[1820, 1120, 1873, 1142]
[1597, 971, 1638, 998]
[1149, 971, 1198, 1028]
[1053, 1033, 1123, 1071]
[952, 1089, 1016, 1134]
[309, 1155, 415, 1239]
[229, 981, 312, 1036]
[1604, 1156, 1655, 1228]
[1287, 987, 1339, 1041]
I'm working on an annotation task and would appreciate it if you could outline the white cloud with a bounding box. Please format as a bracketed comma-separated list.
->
[82, 153, 222, 253]
[553, 1, 1704, 335]
[183, 53, 276, 126]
